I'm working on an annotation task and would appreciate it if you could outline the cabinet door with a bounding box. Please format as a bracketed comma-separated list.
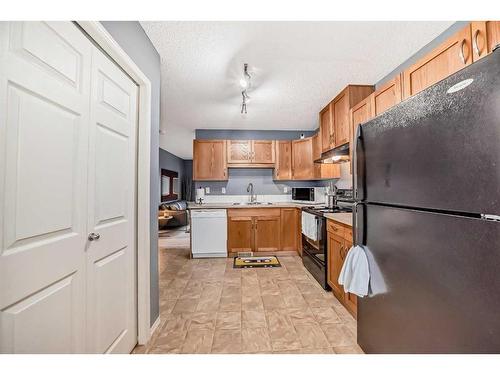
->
[227, 216, 254, 253]
[403, 25, 472, 99]
[252, 140, 275, 164]
[349, 97, 372, 173]
[255, 215, 281, 252]
[227, 140, 252, 164]
[280, 208, 298, 251]
[193, 140, 227, 180]
[312, 133, 340, 179]
[320, 104, 333, 152]
[291, 138, 314, 180]
[471, 21, 500, 62]
[327, 232, 345, 301]
[274, 140, 292, 180]
[333, 89, 350, 147]
[342, 239, 357, 318]
[371, 74, 402, 117]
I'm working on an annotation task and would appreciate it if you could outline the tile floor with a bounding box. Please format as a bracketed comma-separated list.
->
[133, 232, 363, 354]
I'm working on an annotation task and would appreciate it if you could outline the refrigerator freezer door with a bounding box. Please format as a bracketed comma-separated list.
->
[355, 50, 500, 215]
[356, 204, 500, 353]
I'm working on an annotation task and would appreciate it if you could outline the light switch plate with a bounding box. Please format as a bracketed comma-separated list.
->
[222, 187, 226, 194]
[205, 187, 210, 194]
[284, 187, 288, 193]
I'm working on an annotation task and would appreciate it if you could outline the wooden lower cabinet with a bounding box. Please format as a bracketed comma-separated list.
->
[255, 215, 281, 251]
[228, 208, 299, 254]
[327, 219, 357, 318]
[280, 208, 300, 252]
[227, 216, 254, 252]
[327, 232, 345, 300]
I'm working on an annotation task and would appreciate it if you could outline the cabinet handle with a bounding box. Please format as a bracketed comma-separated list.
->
[459, 39, 467, 64]
[473, 29, 481, 57]
[340, 245, 344, 260]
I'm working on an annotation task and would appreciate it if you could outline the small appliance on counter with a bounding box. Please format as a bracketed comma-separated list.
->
[292, 187, 325, 204]
[301, 189, 353, 289]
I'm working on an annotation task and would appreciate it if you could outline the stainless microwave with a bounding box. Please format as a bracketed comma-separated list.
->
[291, 187, 325, 203]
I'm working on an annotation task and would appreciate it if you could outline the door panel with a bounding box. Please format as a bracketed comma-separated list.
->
[327, 232, 344, 300]
[0, 21, 91, 353]
[471, 21, 500, 61]
[357, 50, 500, 215]
[193, 140, 227, 180]
[371, 74, 402, 117]
[349, 97, 372, 174]
[227, 216, 253, 253]
[227, 140, 251, 164]
[274, 140, 292, 180]
[320, 104, 332, 152]
[86, 46, 137, 354]
[291, 138, 313, 180]
[280, 208, 298, 251]
[252, 140, 275, 164]
[255, 216, 280, 251]
[333, 91, 349, 146]
[357, 204, 500, 353]
[403, 26, 472, 98]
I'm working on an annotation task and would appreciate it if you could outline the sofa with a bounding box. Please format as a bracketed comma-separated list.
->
[158, 200, 188, 229]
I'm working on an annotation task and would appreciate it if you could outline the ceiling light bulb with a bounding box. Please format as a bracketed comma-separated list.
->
[239, 78, 249, 89]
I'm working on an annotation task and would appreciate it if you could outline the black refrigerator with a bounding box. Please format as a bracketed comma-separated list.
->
[354, 47, 500, 353]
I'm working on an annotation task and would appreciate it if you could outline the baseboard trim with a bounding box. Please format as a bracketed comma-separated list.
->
[150, 316, 161, 337]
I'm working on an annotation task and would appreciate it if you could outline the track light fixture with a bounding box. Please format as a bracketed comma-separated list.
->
[240, 63, 251, 114]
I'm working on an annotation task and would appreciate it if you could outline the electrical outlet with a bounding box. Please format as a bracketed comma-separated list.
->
[222, 187, 226, 194]
[284, 186, 288, 193]
[205, 187, 210, 194]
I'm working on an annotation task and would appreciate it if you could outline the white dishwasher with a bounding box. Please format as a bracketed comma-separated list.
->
[190, 209, 227, 258]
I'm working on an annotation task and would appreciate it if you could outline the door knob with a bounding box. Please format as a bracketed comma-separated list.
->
[88, 232, 100, 241]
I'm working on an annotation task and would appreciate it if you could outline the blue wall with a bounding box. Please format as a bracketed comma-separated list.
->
[159, 149, 186, 201]
[101, 21, 161, 327]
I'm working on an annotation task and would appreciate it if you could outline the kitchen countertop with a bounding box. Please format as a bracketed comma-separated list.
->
[323, 212, 353, 227]
[187, 202, 320, 209]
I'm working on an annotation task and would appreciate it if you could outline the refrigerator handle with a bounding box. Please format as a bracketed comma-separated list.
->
[353, 124, 363, 200]
[352, 201, 365, 246]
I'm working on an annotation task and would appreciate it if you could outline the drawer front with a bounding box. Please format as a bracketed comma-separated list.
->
[228, 208, 281, 217]
[327, 220, 345, 236]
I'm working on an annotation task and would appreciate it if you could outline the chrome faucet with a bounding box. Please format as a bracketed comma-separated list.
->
[247, 183, 257, 203]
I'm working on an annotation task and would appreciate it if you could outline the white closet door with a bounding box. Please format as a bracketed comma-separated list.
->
[0, 22, 91, 353]
[85, 46, 138, 354]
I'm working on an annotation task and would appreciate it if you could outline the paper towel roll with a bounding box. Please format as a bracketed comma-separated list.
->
[195, 188, 205, 201]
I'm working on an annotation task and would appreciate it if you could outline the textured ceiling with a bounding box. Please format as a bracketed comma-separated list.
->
[141, 21, 454, 159]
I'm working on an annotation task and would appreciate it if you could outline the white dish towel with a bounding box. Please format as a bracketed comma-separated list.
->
[338, 245, 370, 297]
[301, 212, 317, 241]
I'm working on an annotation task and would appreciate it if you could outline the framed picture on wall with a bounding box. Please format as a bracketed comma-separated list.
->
[161, 169, 179, 201]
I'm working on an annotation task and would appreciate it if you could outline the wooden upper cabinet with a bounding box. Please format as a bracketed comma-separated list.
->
[253, 140, 275, 164]
[312, 133, 340, 179]
[227, 140, 252, 164]
[471, 21, 500, 62]
[274, 140, 292, 180]
[280, 208, 299, 251]
[320, 104, 333, 152]
[403, 25, 472, 99]
[333, 90, 350, 146]
[371, 74, 402, 117]
[291, 138, 314, 180]
[349, 96, 372, 174]
[193, 140, 227, 181]
[323, 85, 374, 150]
[227, 140, 275, 165]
